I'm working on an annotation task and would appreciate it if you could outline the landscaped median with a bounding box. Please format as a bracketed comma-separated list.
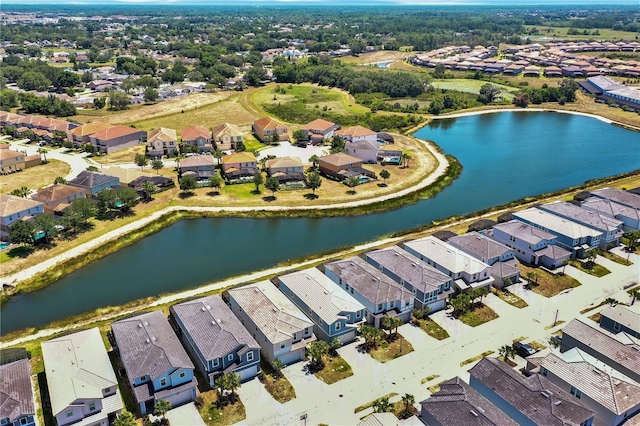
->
[519, 263, 581, 297]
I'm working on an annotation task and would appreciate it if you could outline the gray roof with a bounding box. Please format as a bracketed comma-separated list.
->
[591, 188, 640, 210]
[538, 201, 623, 233]
[0, 359, 35, 422]
[278, 267, 365, 325]
[420, 376, 518, 426]
[491, 220, 557, 245]
[469, 357, 595, 426]
[448, 232, 513, 262]
[323, 256, 413, 305]
[537, 244, 572, 260]
[513, 208, 602, 240]
[581, 197, 640, 222]
[489, 260, 520, 281]
[403, 236, 490, 275]
[226, 280, 314, 345]
[111, 310, 194, 382]
[600, 304, 640, 333]
[68, 170, 119, 189]
[170, 295, 259, 361]
[365, 246, 452, 294]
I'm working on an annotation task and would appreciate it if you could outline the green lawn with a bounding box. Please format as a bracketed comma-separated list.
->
[314, 355, 353, 384]
[568, 260, 611, 277]
[519, 264, 582, 297]
[458, 304, 499, 327]
[602, 250, 633, 266]
[369, 333, 414, 363]
[259, 361, 296, 403]
[221, 182, 258, 199]
[198, 391, 246, 426]
[431, 79, 518, 100]
[414, 318, 450, 340]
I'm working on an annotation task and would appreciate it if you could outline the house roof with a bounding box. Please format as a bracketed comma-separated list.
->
[42, 328, 120, 417]
[469, 357, 595, 426]
[180, 125, 210, 141]
[278, 267, 365, 324]
[534, 348, 640, 415]
[357, 413, 403, 426]
[212, 123, 243, 138]
[226, 280, 314, 345]
[0, 150, 24, 161]
[267, 156, 303, 169]
[539, 201, 623, 233]
[68, 170, 119, 189]
[221, 152, 257, 165]
[448, 232, 513, 262]
[254, 117, 286, 131]
[513, 208, 602, 240]
[536, 244, 572, 260]
[318, 153, 362, 167]
[365, 246, 452, 294]
[302, 118, 336, 132]
[491, 220, 557, 245]
[403, 236, 491, 275]
[347, 139, 381, 152]
[0, 195, 42, 218]
[591, 188, 640, 210]
[170, 295, 259, 361]
[179, 155, 215, 168]
[147, 127, 177, 143]
[111, 310, 194, 382]
[90, 125, 141, 141]
[420, 376, 518, 426]
[600, 304, 640, 333]
[581, 197, 640, 222]
[32, 184, 84, 202]
[336, 125, 377, 138]
[324, 256, 413, 305]
[0, 359, 35, 422]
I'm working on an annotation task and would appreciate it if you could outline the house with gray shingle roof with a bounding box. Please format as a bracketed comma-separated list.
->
[68, 170, 120, 196]
[323, 256, 414, 328]
[469, 357, 596, 426]
[581, 197, 640, 232]
[0, 359, 36, 426]
[225, 280, 316, 365]
[365, 246, 453, 313]
[590, 188, 640, 211]
[170, 295, 260, 387]
[277, 268, 366, 344]
[420, 376, 518, 426]
[599, 303, 640, 338]
[111, 311, 196, 415]
[526, 347, 640, 426]
[42, 328, 123, 426]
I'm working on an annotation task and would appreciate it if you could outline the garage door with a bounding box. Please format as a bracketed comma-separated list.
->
[278, 349, 303, 366]
[338, 331, 356, 345]
[236, 364, 259, 382]
[165, 386, 195, 409]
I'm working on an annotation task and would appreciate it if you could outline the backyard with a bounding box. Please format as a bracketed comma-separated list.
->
[0, 159, 69, 194]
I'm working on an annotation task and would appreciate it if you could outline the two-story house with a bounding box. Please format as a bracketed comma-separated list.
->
[448, 232, 520, 287]
[0, 150, 26, 173]
[88, 125, 145, 154]
[365, 246, 453, 313]
[252, 117, 288, 143]
[180, 125, 212, 153]
[111, 311, 197, 415]
[220, 152, 258, 181]
[277, 268, 366, 344]
[266, 157, 305, 183]
[147, 127, 178, 158]
[212, 123, 243, 151]
[301, 119, 339, 144]
[537, 201, 624, 249]
[403, 236, 494, 292]
[178, 155, 216, 181]
[225, 280, 316, 365]
[489, 220, 571, 269]
[335, 125, 377, 144]
[599, 304, 640, 338]
[0, 195, 44, 239]
[580, 197, 640, 232]
[513, 208, 603, 259]
[42, 328, 124, 426]
[0, 359, 37, 426]
[67, 171, 120, 197]
[31, 184, 86, 214]
[170, 295, 261, 386]
[590, 188, 640, 211]
[323, 257, 414, 328]
[317, 153, 375, 181]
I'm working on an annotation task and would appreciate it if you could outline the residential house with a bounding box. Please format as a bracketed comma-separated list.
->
[225, 280, 316, 365]
[448, 232, 520, 287]
[580, 197, 640, 232]
[512, 208, 603, 259]
[365, 246, 453, 313]
[560, 319, 640, 383]
[277, 267, 366, 343]
[317, 153, 375, 180]
[335, 125, 377, 144]
[88, 125, 145, 154]
[0, 195, 44, 238]
[178, 155, 216, 181]
[266, 157, 305, 183]
[403, 236, 494, 292]
[537, 201, 624, 249]
[68, 122, 113, 146]
[590, 188, 640, 212]
[146, 127, 177, 158]
[252, 117, 288, 143]
[489, 220, 571, 269]
[599, 304, 640, 338]
[42, 328, 124, 426]
[212, 123, 243, 151]
[31, 184, 86, 213]
[323, 257, 414, 328]
[128, 176, 174, 192]
[345, 139, 381, 164]
[111, 310, 197, 415]
[301, 119, 339, 143]
[0, 359, 37, 426]
[180, 126, 212, 153]
[170, 295, 261, 386]
[220, 152, 258, 181]
[526, 348, 640, 426]
[420, 376, 518, 426]
[468, 357, 596, 426]
[0, 150, 25, 173]
[68, 171, 120, 196]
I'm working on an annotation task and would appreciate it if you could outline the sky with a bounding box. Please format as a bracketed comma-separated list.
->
[2, 0, 638, 5]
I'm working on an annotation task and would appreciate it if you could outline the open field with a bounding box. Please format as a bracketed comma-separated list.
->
[431, 79, 519, 100]
[519, 263, 582, 298]
[0, 159, 69, 194]
[339, 50, 413, 66]
[523, 25, 640, 41]
[90, 145, 146, 165]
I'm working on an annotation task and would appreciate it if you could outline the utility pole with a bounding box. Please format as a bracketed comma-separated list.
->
[553, 309, 559, 327]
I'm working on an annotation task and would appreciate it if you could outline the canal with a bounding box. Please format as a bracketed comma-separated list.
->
[2, 111, 638, 334]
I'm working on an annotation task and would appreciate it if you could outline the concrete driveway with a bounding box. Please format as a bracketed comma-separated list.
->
[258, 142, 328, 164]
[164, 402, 206, 426]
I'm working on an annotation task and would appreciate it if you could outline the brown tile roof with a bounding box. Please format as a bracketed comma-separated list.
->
[70, 122, 113, 137]
[221, 151, 257, 165]
[180, 125, 210, 141]
[16, 115, 47, 126]
[0, 195, 43, 217]
[91, 125, 141, 140]
[211, 123, 243, 138]
[0, 150, 24, 161]
[147, 127, 177, 143]
[179, 155, 215, 168]
[24, 154, 41, 162]
[267, 156, 303, 169]
[302, 118, 336, 131]
[32, 184, 84, 202]
[318, 152, 362, 167]
[254, 117, 286, 131]
[335, 125, 376, 138]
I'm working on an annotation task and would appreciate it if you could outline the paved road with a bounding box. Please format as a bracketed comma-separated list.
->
[20, 143, 93, 181]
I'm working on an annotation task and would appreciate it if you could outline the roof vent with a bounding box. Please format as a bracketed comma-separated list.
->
[138, 324, 142, 328]
[470, 410, 478, 417]
[206, 305, 211, 310]
[541, 391, 550, 398]
[201, 307, 206, 312]
[145, 338, 150, 344]
[476, 407, 485, 414]
[151, 336, 156, 342]
[144, 321, 149, 326]
[554, 400, 562, 406]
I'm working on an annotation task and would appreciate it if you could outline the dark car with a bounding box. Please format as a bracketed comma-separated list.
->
[513, 341, 537, 358]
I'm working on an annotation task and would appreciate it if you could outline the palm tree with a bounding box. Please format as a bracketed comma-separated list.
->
[153, 399, 171, 421]
[11, 186, 30, 198]
[401, 152, 412, 168]
[142, 181, 155, 201]
[629, 288, 640, 306]
[373, 397, 391, 413]
[309, 155, 319, 170]
[225, 372, 241, 396]
[37, 147, 48, 163]
[401, 393, 415, 415]
[259, 156, 269, 171]
[307, 340, 329, 368]
[272, 359, 285, 379]
[499, 344, 515, 361]
[605, 297, 619, 307]
[113, 410, 136, 426]
[562, 259, 570, 274]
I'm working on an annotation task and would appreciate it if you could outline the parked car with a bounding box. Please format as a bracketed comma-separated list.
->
[513, 341, 537, 358]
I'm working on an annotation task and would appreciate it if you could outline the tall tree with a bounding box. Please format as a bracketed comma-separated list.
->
[151, 159, 164, 174]
[134, 153, 148, 171]
[379, 169, 390, 184]
[38, 147, 48, 163]
[9, 220, 36, 245]
[307, 340, 329, 368]
[33, 214, 57, 244]
[209, 174, 223, 193]
[265, 176, 279, 197]
[153, 400, 171, 421]
[307, 172, 322, 195]
[252, 171, 264, 193]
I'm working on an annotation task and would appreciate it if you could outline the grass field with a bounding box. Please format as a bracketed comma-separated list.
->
[431, 79, 519, 100]
[458, 304, 499, 327]
[90, 145, 147, 165]
[523, 25, 639, 41]
[339, 50, 413, 66]
[519, 263, 581, 298]
[493, 288, 529, 308]
[0, 159, 70, 194]
[568, 260, 611, 277]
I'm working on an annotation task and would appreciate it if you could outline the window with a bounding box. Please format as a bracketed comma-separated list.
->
[247, 352, 254, 362]
[390, 301, 395, 308]
[540, 367, 548, 377]
[356, 311, 361, 319]
[228, 354, 234, 361]
[66, 411, 74, 418]
[88, 402, 96, 411]
[179, 372, 186, 378]
[335, 322, 341, 331]
[213, 358, 219, 367]
[614, 322, 621, 331]
[280, 342, 286, 349]
[377, 303, 383, 311]
[20, 419, 27, 426]
[305, 327, 310, 335]
[160, 378, 167, 386]
[570, 386, 582, 399]
[293, 332, 297, 340]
